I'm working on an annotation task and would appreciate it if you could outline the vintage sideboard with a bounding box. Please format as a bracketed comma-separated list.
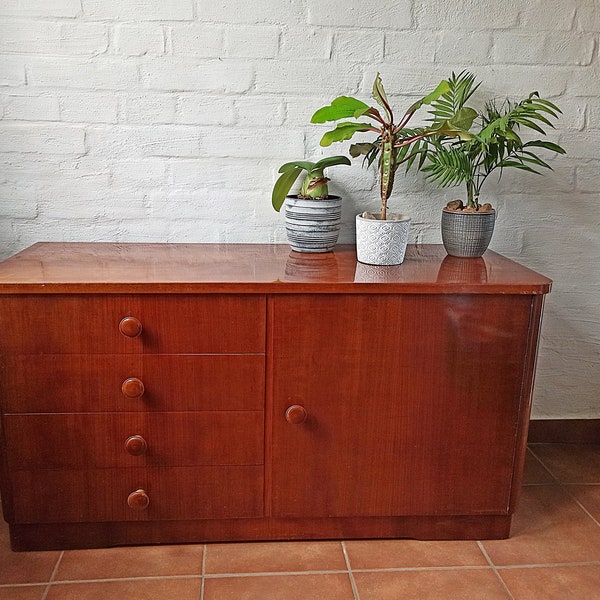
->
[0, 243, 551, 550]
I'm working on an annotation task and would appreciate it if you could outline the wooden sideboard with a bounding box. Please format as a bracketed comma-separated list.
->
[0, 243, 551, 551]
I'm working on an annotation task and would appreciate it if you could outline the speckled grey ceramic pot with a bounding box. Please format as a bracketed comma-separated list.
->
[284, 195, 342, 253]
[441, 209, 496, 258]
[355, 212, 411, 265]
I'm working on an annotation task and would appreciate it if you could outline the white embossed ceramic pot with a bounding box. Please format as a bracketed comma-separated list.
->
[355, 212, 411, 266]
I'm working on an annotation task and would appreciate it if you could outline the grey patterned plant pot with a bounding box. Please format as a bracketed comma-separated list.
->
[284, 195, 343, 253]
[441, 209, 496, 258]
[355, 212, 411, 266]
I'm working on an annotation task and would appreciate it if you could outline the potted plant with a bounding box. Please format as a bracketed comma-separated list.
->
[272, 156, 351, 253]
[310, 73, 474, 265]
[418, 72, 566, 257]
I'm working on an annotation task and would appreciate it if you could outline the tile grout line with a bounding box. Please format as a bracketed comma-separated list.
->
[562, 488, 600, 529]
[41, 549, 64, 600]
[526, 447, 561, 483]
[200, 543, 206, 600]
[341, 541, 360, 600]
[527, 446, 600, 528]
[477, 541, 514, 600]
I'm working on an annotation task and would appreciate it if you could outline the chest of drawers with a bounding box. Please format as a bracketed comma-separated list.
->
[0, 243, 551, 550]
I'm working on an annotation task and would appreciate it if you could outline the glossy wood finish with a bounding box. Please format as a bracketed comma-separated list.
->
[0, 294, 265, 354]
[4, 411, 264, 469]
[0, 354, 264, 412]
[11, 466, 264, 522]
[0, 243, 551, 550]
[270, 294, 533, 518]
[0, 243, 551, 295]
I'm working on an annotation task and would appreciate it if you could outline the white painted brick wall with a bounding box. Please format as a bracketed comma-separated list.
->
[0, 0, 598, 420]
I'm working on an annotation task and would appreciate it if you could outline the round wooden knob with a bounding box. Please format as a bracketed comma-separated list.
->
[285, 404, 308, 424]
[119, 316, 142, 338]
[124, 435, 147, 456]
[127, 489, 149, 510]
[121, 377, 145, 398]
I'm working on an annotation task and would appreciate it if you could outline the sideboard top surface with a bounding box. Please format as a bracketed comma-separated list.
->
[0, 243, 552, 295]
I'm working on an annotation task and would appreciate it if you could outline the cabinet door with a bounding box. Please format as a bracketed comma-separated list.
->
[269, 294, 535, 518]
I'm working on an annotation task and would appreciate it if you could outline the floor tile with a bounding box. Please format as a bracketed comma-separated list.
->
[56, 545, 203, 581]
[566, 484, 600, 522]
[353, 569, 510, 600]
[344, 539, 487, 569]
[0, 587, 47, 600]
[204, 541, 346, 574]
[522, 448, 556, 484]
[498, 564, 600, 600]
[45, 578, 201, 600]
[481, 485, 600, 565]
[530, 444, 600, 483]
[0, 519, 60, 585]
[203, 573, 354, 600]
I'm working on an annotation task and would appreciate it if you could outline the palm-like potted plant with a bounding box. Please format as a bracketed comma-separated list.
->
[418, 72, 566, 257]
[310, 73, 474, 265]
[272, 155, 351, 253]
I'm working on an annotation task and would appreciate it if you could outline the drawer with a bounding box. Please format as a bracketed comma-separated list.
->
[0, 354, 264, 412]
[4, 412, 264, 470]
[11, 466, 264, 523]
[0, 294, 265, 354]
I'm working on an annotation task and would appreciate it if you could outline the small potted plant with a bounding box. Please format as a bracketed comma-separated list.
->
[272, 156, 351, 253]
[418, 72, 566, 257]
[311, 73, 474, 265]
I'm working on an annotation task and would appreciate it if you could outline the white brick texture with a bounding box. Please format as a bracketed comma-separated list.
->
[0, 0, 599, 420]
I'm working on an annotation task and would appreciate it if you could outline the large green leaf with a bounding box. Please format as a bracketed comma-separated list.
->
[278, 160, 315, 174]
[311, 96, 370, 123]
[407, 79, 451, 114]
[523, 140, 566, 154]
[448, 107, 477, 132]
[372, 72, 393, 121]
[319, 122, 374, 147]
[272, 167, 303, 211]
[349, 143, 376, 157]
[314, 155, 352, 170]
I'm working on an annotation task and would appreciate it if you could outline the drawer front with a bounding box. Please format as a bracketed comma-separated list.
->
[0, 294, 266, 354]
[4, 412, 264, 470]
[11, 466, 264, 523]
[0, 354, 264, 412]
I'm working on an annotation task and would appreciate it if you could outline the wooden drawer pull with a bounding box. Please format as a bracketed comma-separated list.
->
[127, 489, 149, 510]
[119, 316, 142, 338]
[285, 404, 308, 424]
[121, 377, 145, 398]
[124, 435, 148, 456]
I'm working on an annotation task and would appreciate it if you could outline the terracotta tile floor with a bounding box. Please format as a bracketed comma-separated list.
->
[1, 443, 599, 600]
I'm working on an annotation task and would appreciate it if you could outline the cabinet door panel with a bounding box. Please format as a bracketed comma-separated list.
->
[0, 354, 264, 412]
[270, 294, 534, 518]
[4, 411, 264, 469]
[0, 294, 265, 354]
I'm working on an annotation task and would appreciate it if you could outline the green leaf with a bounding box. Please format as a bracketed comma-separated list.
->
[272, 167, 303, 211]
[311, 96, 370, 123]
[523, 140, 566, 154]
[407, 79, 451, 114]
[449, 107, 477, 132]
[498, 161, 541, 175]
[430, 120, 475, 140]
[278, 161, 315, 174]
[372, 72, 392, 121]
[314, 155, 352, 170]
[349, 143, 376, 157]
[319, 122, 374, 147]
